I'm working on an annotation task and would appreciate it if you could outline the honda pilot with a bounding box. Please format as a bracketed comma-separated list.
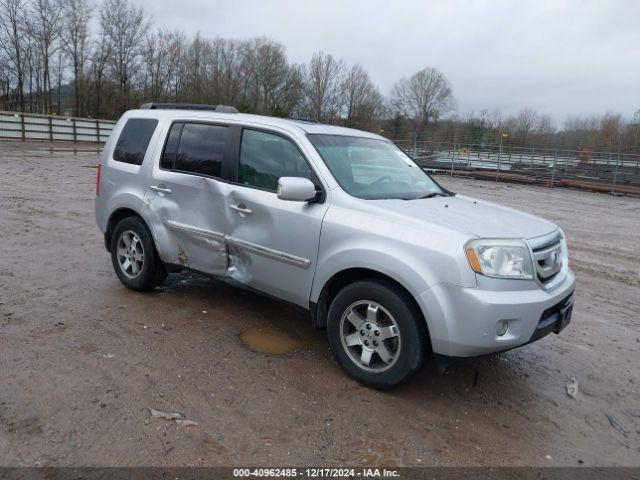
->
[95, 103, 576, 389]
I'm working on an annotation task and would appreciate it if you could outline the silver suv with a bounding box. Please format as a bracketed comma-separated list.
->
[95, 104, 576, 389]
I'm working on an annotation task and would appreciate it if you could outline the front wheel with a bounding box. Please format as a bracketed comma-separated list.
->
[327, 279, 428, 389]
[110, 216, 167, 291]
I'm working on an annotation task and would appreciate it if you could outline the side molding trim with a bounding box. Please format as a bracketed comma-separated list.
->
[164, 220, 311, 269]
[225, 235, 311, 269]
[165, 220, 225, 242]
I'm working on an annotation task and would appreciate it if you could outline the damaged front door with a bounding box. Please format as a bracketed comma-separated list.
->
[225, 128, 328, 308]
[143, 121, 230, 275]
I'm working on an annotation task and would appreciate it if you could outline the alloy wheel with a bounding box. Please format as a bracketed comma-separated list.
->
[339, 300, 401, 372]
[116, 230, 145, 278]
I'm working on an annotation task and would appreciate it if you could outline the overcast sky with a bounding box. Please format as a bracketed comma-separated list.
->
[133, 0, 640, 125]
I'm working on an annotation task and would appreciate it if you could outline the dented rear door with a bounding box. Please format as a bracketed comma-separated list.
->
[142, 121, 230, 275]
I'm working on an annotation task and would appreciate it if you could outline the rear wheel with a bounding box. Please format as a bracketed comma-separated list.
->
[110, 216, 167, 291]
[327, 279, 428, 389]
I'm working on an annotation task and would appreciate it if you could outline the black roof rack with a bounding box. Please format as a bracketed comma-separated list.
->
[140, 103, 238, 114]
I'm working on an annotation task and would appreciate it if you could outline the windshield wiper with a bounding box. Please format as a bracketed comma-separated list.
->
[415, 192, 447, 199]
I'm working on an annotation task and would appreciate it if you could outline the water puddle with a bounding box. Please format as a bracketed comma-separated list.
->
[239, 327, 300, 355]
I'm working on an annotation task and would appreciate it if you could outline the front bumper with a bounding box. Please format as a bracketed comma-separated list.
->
[419, 269, 576, 357]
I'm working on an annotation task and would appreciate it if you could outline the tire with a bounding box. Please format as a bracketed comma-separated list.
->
[327, 279, 428, 389]
[110, 216, 167, 291]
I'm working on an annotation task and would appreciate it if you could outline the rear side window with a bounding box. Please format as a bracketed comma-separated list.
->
[160, 122, 183, 170]
[172, 123, 228, 178]
[113, 118, 158, 165]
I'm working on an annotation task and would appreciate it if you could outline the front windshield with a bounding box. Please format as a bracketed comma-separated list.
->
[308, 134, 447, 200]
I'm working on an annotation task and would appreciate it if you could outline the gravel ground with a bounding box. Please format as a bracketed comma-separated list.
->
[0, 144, 639, 467]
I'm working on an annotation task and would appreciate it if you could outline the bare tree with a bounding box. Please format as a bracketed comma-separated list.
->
[100, 0, 151, 112]
[279, 63, 304, 116]
[631, 109, 640, 151]
[180, 32, 210, 103]
[2, 0, 639, 157]
[208, 37, 243, 106]
[149, 30, 186, 102]
[513, 108, 537, 134]
[0, 0, 27, 110]
[0, 61, 9, 109]
[24, 28, 36, 110]
[390, 67, 455, 125]
[501, 108, 538, 143]
[300, 51, 344, 123]
[28, 0, 65, 113]
[143, 29, 177, 102]
[164, 30, 186, 100]
[171, 35, 302, 116]
[53, 43, 65, 113]
[600, 112, 622, 148]
[341, 64, 383, 129]
[242, 37, 291, 115]
[535, 114, 555, 135]
[88, 28, 111, 117]
[61, 0, 91, 116]
[460, 109, 498, 144]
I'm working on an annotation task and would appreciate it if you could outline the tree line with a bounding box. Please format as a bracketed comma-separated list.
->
[0, 0, 455, 130]
[1, 0, 638, 153]
[390, 108, 640, 153]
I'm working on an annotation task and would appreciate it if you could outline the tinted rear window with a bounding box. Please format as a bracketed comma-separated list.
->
[160, 122, 184, 170]
[173, 123, 228, 178]
[113, 118, 158, 165]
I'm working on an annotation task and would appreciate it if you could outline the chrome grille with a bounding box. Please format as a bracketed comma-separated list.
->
[529, 231, 563, 283]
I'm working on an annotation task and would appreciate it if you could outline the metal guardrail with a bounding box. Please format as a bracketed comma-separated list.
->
[398, 140, 640, 196]
[0, 111, 115, 143]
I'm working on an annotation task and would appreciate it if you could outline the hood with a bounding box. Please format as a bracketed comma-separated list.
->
[368, 194, 558, 239]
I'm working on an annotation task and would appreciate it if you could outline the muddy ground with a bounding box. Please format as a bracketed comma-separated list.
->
[0, 142, 639, 467]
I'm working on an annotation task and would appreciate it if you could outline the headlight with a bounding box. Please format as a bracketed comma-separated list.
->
[465, 239, 534, 279]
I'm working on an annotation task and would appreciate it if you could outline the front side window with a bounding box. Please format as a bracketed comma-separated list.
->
[239, 129, 312, 191]
[113, 118, 158, 165]
[308, 134, 446, 200]
[172, 123, 228, 178]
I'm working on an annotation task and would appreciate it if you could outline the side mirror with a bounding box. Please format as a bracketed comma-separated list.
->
[277, 177, 317, 202]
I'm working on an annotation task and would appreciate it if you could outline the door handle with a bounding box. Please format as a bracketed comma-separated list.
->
[150, 184, 172, 194]
[230, 204, 253, 216]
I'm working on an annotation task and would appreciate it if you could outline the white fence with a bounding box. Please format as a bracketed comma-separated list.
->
[0, 111, 115, 143]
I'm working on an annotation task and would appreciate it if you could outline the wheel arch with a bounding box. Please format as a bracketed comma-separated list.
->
[105, 207, 145, 252]
[311, 267, 430, 346]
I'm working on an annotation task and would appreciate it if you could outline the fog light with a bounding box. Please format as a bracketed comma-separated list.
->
[496, 319, 509, 336]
